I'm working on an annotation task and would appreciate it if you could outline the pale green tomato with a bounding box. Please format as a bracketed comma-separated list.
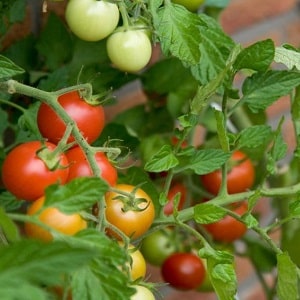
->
[106, 29, 152, 73]
[130, 286, 155, 300]
[65, 0, 119, 41]
[172, 0, 205, 11]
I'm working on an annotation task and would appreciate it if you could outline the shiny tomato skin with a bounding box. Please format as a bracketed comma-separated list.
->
[24, 196, 87, 242]
[164, 182, 187, 216]
[65, 146, 117, 186]
[200, 150, 255, 195]
[65, 0, 119, 41]
[161, 252, 206, 290]
[105, 184, 155, 240]
[204, 202, 248, 243]
[1, 141, 69, 201]
[172, 0, 205, 11]
[37, 91, 105, 145]
[106, 29, 152, 73]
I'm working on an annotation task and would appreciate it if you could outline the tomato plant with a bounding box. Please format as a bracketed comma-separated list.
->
[106, 29, 152, 73]
[37, 90, 105, 145]
[203, 202, 248, 243]
[200, 150, 255, 195]
[164, 182, 187, 215]
[140, 228, 177, 266]
[65, 0, 120, 41]
[24, 196, 87, 242]
[126, 244, 147, 281]
[161, 252, 206, 290]
[105, 184, 155, 240]
[1, 141, 69, 201]
[65, 146, 118, 186]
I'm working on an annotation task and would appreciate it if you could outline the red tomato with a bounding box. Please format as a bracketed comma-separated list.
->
[204, 202, 248, 243]
[200, 150, 255, 195]
[37, 90, 105, 144]
[161, 252, 206, 290]
[24, 196, 87, 242]
[105, 184, 155, 240]
[164, 182, 187, 215]
[1, 141, 69, 201]
[65, 146, 117, 186]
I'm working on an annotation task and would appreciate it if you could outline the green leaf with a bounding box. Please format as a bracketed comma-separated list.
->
[242, 70, 300, 112]
[215, 109, 230, 152]
[36, 13, 73, 70]
[275, 46, 300, 70]
[0, 55, 25, 79]
[8, 0, 26, 23]
[178, 148, 230, 175]
[144, 145, 179, 172]
[155, 3, 202, 65]
[236, 125, 273, 149]
[194, 203, 227, 224]
[0, 207, 20, 242]
[234, 39, 275, 72]
[288, 199, 300, 218]
[0, 191, 23, 212]
[277, 252, 299, 300]
[190, 14, 235, 85]
[0, 239, 97, 286]
[44, 177, 109, 214]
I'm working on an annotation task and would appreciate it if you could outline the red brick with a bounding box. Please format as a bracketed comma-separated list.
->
[220, 0, 297, 34]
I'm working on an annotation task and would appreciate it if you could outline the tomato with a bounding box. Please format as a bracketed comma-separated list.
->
[200, 150, 255, 195]
[140, 229, 177, 266]
[65, 0, 119, 41]
[161, 252, 206, 290]
[1, 141, 69, 201]
[65, 146, 117, 186]
[164, 182, 187, 215]
[106, 29, 152, 73]
[37, 90, 105, 145]
[172, 0, 205, 12]
[24, 196, 87, 242]
[130, 285, 155, 300]
[204, 202, 248, 243]
[127, 244, 147, 281]
[105, 184, 155, 240]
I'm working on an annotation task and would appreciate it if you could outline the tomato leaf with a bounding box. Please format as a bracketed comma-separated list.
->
[194, 203, 227, 224]
[70, 229, 135, 300]
[274, 45, 300, 70]
[277, 252, 299, 300]
[242, 70, 300, 112]
[0, 55, 24, 79]
[0, 207, 20, 242]
[233, 39, 275, 72]
[154, 3, 202, 66]
[144, 145, 179, 172]
[176, 148, 230, 175]
[44, 177, 109, 214]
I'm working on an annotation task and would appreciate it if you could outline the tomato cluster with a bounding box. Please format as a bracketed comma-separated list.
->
[65, 0, 153, 73]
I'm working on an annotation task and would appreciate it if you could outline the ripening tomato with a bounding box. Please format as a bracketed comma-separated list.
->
[204, 201, 248, 243]
[105, 184, 155, 240]
[164, 182, 187, 215]
[106, 29, 152, 73]
[65, 0, 119, 41]
[1, 141, 69, 201]
[127, 244, 147, 281]
[161, 252, 206, 290]
[65, 146, 117, 186]
[140, 229, 177, 266]
[200, 150, 255, 195]
[37, 90, 105, 145]
[130, 285, 155, 300]
[172, 0, 205, 11]
[24, 196, 87, 242]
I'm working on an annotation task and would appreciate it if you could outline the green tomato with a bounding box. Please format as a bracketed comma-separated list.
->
[65, 0, 119, 41]
[172, 0, 205, 12]
[130, 285, 155, 300]
[106, 29, 152, 73]
[140, 229, 177, 266]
